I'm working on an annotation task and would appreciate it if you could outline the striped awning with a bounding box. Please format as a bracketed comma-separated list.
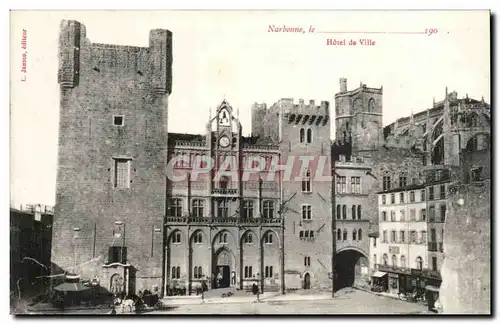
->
[372, 271, 388, 278]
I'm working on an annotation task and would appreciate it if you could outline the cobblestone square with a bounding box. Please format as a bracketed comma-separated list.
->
[152, 288, 430, 315]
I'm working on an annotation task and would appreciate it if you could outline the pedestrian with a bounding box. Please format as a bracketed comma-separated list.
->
[252, 283, 260, 303]
[201, 280, 208, 303]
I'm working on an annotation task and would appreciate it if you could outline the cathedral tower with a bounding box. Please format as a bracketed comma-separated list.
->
[334, 78, 383, 152]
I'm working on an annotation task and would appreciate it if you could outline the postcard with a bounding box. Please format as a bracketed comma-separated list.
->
[9, 10, 491, 315]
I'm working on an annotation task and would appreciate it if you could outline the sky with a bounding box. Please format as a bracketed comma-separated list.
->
[9, 10, 490, 208]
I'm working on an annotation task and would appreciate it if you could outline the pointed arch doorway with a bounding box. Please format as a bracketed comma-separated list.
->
[214, 248, 233, 289]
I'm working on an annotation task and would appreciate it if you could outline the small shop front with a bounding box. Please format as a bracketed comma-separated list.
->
[377, 264, 412, 296]
[422, 269, 442, 312]
[371, 270, 388, 292]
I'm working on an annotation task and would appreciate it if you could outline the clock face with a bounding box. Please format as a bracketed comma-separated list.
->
[219, 136, 230, 148]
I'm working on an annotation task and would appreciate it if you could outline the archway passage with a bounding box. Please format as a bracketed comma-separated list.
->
[335, 250, 368, 291]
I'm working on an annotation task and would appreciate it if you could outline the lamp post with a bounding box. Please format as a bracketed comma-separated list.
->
[114, 221, 126, 264]
[331, 148, 337, 298]
[114, 221, 126, 295]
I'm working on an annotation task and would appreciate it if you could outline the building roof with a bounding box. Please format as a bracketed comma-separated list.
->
[168, 132, 205, 142]
[377, 183, 426, 194]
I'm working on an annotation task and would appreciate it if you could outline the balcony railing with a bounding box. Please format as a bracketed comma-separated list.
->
[212, 188, 238, 195]
[422, 268, 442, 280]
[166, 216, 282, 225]
[438, 242, 443, 252]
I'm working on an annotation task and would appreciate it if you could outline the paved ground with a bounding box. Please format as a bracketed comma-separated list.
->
[20, 288, 431, 315]
[152, 288, 430, 315]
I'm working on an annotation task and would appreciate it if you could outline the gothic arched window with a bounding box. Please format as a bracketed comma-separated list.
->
[368, 98, 376, 112]
[299, 128, 305, 143]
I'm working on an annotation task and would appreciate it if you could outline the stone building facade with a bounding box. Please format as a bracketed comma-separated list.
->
[373, 185, 429, 294]
[383, 88, 491, 288]
[165, 100, 283, 294]
[53, 20, 172, 295]
[51, 21, 490, 298]
[439, 148, 491, 314]
[331, 79, 425, 288]
[250, 97, 333, 291]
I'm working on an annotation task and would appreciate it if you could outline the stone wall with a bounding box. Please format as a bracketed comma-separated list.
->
[440, 181, 491, 314]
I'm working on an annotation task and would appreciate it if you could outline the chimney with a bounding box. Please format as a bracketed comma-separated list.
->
[339, 78, 347, 93]
[309, 100, 315, 106]
[299, 99, 304, 106]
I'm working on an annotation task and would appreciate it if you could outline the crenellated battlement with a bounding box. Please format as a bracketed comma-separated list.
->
[272, 98, 330, 116]
[58, 20, 173, 95]
[334, 78, 383, 98]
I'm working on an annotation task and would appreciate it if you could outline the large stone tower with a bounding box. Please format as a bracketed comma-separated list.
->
[278, 98, 333, 289]
[334, 78, 383, 152]
[53, 20, 173, 295]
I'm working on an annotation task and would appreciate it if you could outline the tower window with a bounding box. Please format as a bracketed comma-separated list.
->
[299, 128, 305, 143]
[192, 199, 204, 217]
[368, 98, 376, 112]
[263, 201, 275, 218]
[302, 169, 312, 193]
[114, 158, 131, 189]
[113, 115, 124, 126]
[170, 198, 183, 217]
[301, 204, 312, 220]
[383, 176, 391, 191]
[306, 128, 312, 143]
[244, 232, 253, 244]
[264, 232, 273, 244]
[304, 256, 311, 267]
[243, 200, 254, 218]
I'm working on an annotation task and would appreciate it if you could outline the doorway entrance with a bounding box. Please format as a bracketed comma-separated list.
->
[216, 265, 231, 288]
[214, 247, 233, 289]
[303, 273, 311, 289]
